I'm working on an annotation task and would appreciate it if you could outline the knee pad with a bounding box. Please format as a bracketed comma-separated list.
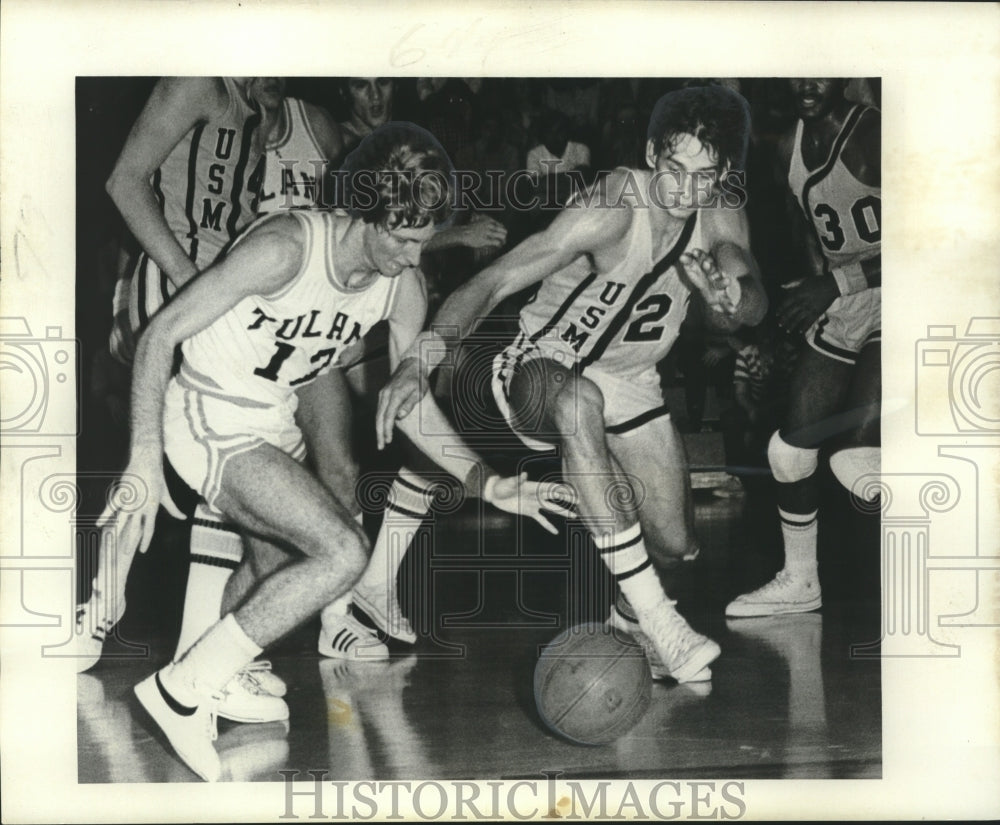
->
[829, 446, 880, 499]
[767, 431, 819, 484]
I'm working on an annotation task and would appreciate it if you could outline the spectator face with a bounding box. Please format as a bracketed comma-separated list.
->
[789, 78, 846, 120]
[347, 78, 394, 130]
[647, 132, 723, 218]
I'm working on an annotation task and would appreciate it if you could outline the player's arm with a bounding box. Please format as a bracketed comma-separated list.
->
[376, 193, 630, 447]
[295, 369, 357, 511]
[302, 101, 346, 201]
[833, 107, 881, 293]
[683, 206, 768, 332]
[424, 214, 508, 252]
[106, 77, 229, 288]
[385, 270, 571, 533]
[98, 215, 305, 554]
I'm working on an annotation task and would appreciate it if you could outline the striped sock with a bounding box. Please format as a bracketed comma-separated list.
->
[594, 523, 667, 614]
[779, 508, 819, 579]
[173, 503, 243, 659]
[356, 468, 433, 596]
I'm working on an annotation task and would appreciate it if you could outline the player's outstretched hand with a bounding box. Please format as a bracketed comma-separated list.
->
[97, 452, 184, 557]
[680, 249, 740, 316]
[376, 356, 429, 450]
[777, 277, 839, 334]
[485, 473, 577, 535]
[461, 215, 508, 250]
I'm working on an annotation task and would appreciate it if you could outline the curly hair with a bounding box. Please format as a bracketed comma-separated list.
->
[340, 122, 454, 230]
[647, 85, 751, 173]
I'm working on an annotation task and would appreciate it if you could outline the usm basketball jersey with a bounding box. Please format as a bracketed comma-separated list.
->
[788, 105, 881, 269]
[154, 77, 266, 269]
[258, 97, 328, 214]
[179, 210, 401, 407]
[517, 198, 704, 381]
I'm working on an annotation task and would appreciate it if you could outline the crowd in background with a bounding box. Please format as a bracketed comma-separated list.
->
[77, 76, 881, 481]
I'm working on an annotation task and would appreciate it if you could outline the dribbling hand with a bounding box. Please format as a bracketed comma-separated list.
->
[680, 249, 741, 316]
[485, 473, 577, 535]
[97, 454, 185, 557]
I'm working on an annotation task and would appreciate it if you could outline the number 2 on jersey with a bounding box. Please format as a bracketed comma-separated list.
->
[623, 294, 673, 342]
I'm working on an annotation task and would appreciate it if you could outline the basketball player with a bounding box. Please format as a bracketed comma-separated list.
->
[376, 87, 768, 683]
[76, 78, 274, 703]
[257, 78, 343, 214]
[165, 78, 383, 668]
[726, 78, 880, 617]
[98, 124, 569, 781]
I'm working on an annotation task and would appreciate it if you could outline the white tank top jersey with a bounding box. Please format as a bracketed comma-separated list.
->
[179, 210, 401, 407]
[518, 196, 706, 382]
[787, 105, 881, 269]
[258, 97, 328, 213]
[154, 77, 266, 269]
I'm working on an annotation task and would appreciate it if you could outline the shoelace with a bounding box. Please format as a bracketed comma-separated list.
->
[234, 661, 276, 695]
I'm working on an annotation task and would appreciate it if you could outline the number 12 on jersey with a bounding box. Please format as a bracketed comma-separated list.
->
[254, 341, 338, 386]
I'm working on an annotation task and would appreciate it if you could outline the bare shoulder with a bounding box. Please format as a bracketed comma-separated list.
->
[559, 168, 634, 246]
[154, 76, 228, 121]
[240, 214, 306, 270]
[840, 107, 880, 187]
[299, 99, 343, 161]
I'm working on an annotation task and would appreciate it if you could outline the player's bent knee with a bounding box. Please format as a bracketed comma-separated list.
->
[829, 446, 880, 499]
[553, 375, 605, 432]
[768, 431, 819, 484]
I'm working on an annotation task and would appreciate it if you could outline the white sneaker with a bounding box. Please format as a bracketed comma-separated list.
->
[353, 585, 417, 644]
[318, 613, 389, 661]
[74, 579, 126, 674]
[607, 604, 712, 683]
[217, 666, 290, 724]
[134, 670, 221, 782]
[633, 600, 721, 684]
[725, 569, 822, 618]
[239, 660, 287, 697]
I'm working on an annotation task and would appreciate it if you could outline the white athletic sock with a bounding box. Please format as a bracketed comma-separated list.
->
[165, 614, 262, 704]
[594, 523, 668, 614]
[778, 508, 819, 579]
[320, 512, 366, 630]
[173, 503, 243, 659]
[356, 467, 432, 595]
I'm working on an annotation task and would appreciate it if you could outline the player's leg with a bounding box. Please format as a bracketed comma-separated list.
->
[134, 443, 369, 781]
[352, 463, 435, 644]
[506, 358, 719, 682]
[605, 412, 711, 681]
[726, 345, 852, 617]
[828, 340, 880, 498]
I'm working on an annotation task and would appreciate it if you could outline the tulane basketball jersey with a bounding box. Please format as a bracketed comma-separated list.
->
[179, 211, 401, 406]
[788, 105, 881, 269]
[154, 77, 266, 269]
[518, 202, 704, 381]
[258, 97, 328, 214]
